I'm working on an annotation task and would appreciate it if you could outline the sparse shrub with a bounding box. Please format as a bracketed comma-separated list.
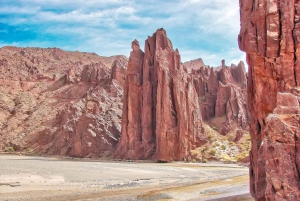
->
[105, 152, 112, 158]
[201, 96, 206, 102]
[234, 154, 245, 161]
[202, 159, 207, 163]
[229, 141, 235, 146]
[212, 126, 218, 131]
[4, 146, 15, 152]
[206, 132, 213, 139]
[26, 148, 34, 154]
[221, 145, 226, 150]
[242, 151, 249, 157]
[221, 135, 228, 140]
[214, 142, 220, 147]
[192, 159, 196, 163]
[209, 149, 216, 156]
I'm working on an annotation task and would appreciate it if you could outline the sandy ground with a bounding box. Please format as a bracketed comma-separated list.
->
[0, 155, 253, 201]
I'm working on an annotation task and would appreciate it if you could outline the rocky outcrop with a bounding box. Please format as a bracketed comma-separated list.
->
[187, 60, 248, 136]
[0, 46, 127, 158]
[115, 29, 207, 161]
[239, 0, 300, 200]
[115, 39, 145, 159]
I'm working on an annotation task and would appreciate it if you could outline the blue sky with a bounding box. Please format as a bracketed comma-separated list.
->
[0, 0, 245, 67]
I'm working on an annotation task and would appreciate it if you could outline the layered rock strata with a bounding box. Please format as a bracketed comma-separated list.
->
[239, 0, 300, 200]
[0, 46, 127, 158]
[115, 29, 207, 161]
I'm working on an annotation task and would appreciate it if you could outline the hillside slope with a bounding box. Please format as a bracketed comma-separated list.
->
[0, 46, 127, 158]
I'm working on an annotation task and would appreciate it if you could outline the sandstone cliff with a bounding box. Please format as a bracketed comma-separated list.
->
[239, 0, 300, 200]
[186, 60, 248, 137]
[115, 29, 207, 161]
[0, 46, 127, 158]
[183, 59, 249, 163]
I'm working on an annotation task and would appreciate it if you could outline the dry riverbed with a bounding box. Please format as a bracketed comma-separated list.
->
[0, 155, 253, 201]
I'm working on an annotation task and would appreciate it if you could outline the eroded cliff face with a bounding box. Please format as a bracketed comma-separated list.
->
[0, 46, 127, 158]
[239, 0, 300, 200]
[188, 60, 248, 137]
[115, 29, 207, 161]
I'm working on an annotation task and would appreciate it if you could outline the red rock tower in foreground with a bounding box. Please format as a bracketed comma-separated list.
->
[239, 0, 300, 200]
[115, 28, 207, 161]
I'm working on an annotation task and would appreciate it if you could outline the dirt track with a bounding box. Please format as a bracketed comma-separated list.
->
[0, 155, 253, 201]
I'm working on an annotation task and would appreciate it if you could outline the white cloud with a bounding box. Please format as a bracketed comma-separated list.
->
[180, 48, 246, 67]
[0, 6, 40, 14]
[0, 0, 245, 67]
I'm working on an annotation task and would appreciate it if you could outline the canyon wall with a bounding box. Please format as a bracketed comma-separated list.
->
[239, 0, 300, 200]
[0, 30, 249, 162]
[0, 46, 127, 158]
[115, 29, 207, 161]
[187, 60, 248, 137]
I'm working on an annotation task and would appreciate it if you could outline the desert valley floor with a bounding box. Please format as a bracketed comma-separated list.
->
[0, 155, 253, 201]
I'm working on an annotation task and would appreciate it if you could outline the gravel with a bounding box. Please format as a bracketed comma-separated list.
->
[0, 155, 253, 201]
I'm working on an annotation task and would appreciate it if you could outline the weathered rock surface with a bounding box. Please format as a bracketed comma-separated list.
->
[239, 0, 300, 200]
[0, 30, 249, 163]
[0, 46, 127, 158]
[115, 29, 207, 161]
[186, 59, 248, 137]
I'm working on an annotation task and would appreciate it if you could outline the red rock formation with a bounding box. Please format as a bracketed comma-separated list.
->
[187, 60, 248, 135]
[110, 56, 127, 86]
[115, 29, 207, 161]
[239, 0, 300, 200]
[233, 129, 243, 143]
[0, 46, 127, 158]
[115, 39, 144, 159]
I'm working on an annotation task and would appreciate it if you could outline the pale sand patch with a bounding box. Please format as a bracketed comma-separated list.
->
[0, 155, 253, 201]
[0, 173, 64, 193]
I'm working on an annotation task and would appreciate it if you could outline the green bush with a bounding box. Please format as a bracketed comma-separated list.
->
[105, 152, 112, 158]
[4, 146, 15, 152]
[229, 141, 236, 146]
[221, 145, 226, 150]
[202, 159, 207, 163]
[209, 149, 216, 156]
[26, 148, 34, 154]
[234, 154, 245, 161]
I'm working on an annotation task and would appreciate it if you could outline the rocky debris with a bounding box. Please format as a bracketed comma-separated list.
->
[187, 60, 248, 136]
[239, 0, 300, 200]
[0, 46, 127, 158]
[115, 28, 207, 161]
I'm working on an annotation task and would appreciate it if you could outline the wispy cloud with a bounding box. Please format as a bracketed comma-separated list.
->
[0, 0, 245, 67]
